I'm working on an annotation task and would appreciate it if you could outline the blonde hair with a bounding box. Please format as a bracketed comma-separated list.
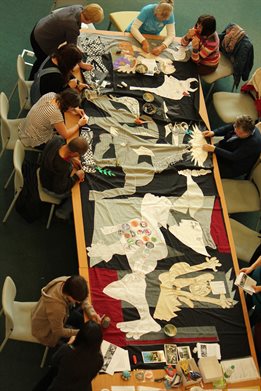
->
[82, 4, 104, 23]
[155, 3, 173, 19]
[159, 0, 174, 5]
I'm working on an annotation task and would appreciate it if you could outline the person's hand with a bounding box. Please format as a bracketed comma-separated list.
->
[253, 285, 261, 293]
[202, 144, 215, 153]
[76, 169, 85, 182]
[83, 304, 101, 324]
[78, 116, 88, 127]
[75, 108, 85, 117]
[68, 78, 78, 89]
[67, 335, 76, 345]
[151, 44, 166, 56]
[77, 82, 88, 91]
[141, 39, 150, 53]
[80, 62, 93, 71]
[192, 36, 200, 49]
[71, 157, 82, 169]
[202, 130, 214, 138]
[187, 28, 196, 39]
[239, 266, 252, 275]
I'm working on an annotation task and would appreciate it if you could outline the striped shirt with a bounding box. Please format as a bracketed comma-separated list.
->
[181, 32, 220, 68]
[18, 92, 63, 148]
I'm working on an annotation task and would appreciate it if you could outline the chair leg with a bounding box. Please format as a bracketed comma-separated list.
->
[8, 81, 18, 102]
[46, 204, 55, 229]
[2, 191, 21, 223]
[0, 336, 9, 352]
[40, 346, 49, 368]
[4, 168, 15, 190]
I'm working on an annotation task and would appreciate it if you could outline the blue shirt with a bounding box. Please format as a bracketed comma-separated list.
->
[126, 4, 175, 35]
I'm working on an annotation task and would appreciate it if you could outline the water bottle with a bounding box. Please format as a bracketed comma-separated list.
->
[223, 365, 235, 382]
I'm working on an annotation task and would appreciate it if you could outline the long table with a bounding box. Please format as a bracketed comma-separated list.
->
[68, 30, 260, 389]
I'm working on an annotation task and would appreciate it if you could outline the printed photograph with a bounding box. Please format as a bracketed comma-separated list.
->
[142, 350, 166, 363]
[177, 346, 192, 361]
[164, 344, 178, 365]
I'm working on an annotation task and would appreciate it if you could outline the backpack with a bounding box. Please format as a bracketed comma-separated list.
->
[15, 159, 43, 223]
[30, 56, 62, 105]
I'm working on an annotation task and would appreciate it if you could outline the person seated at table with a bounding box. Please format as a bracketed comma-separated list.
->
[32, 321, 103, 391]
[240, 252, 261, 322]
[18, 89, 87, 149]
[125, 0, 175, 56]
[29, 3, 104, 79]
[30, 43, 89, 105]
[39, 135, 88, 219]
[32, 275, 100, 348]
[181, 15, 220, 75]
[202, 115, 261, 178]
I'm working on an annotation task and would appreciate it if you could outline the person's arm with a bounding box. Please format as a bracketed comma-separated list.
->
[46, 306, 79, 344]
[181, 27, 196, 46]
[82, 301, 101, 323]
[151, 23, 175, 56]
[240, 256, 261, 274]
[53, 114, 87, 140]
[191, 33, 219, 63]
[51, 343, 72, 367]
[130, 18, 150, 52]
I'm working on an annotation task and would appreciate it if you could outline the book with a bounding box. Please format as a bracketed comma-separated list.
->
[221, 356, 259, 383]
[234, 272, 257, 295]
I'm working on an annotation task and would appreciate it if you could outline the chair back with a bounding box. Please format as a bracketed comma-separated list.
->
[0, 92, 11, 150]
[2, 276, 16, 335]
[250, 161, 261, 200]
[13, 140, 25, 193]
[17, 55, 32, 110]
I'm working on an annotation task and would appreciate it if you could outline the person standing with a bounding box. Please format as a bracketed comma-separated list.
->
[29, 3, 104, 79]
[202, 115, 261, 178]
[126, 0, 175, 56]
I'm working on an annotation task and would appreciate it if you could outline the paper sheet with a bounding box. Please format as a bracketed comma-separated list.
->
[221, 356, 259, 383]
[196, 342, 221, 359]
[101, 340, 131, 375]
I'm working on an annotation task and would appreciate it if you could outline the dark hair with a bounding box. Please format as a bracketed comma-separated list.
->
[235, 115, 255, 133]
[74, 320, 103, 351]
[62, 275, 88, 301]
[53, 43, 83, 80]
[197, 15, 216, 36]
[68, 136, 89, 155]
[56, 89, 81, 113]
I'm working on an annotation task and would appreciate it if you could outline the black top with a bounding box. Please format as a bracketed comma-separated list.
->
[40, 135, 78, 194]
[39, 58, 67, 96]
[214, 124, 261, 178]
[47, 344, 103, 391]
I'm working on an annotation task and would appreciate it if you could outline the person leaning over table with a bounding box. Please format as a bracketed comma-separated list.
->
[39, 135, 88, 220]
[30, 43, 89, 105]
[181, 14, 220, 75]
[202, 115, 261, 178]
[125, 0, 175, 56]
[18, 89, 87, 149]
[29, 3, 104, 79]
[32, 275, 100, 348]
[32, 321, 103, 391]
